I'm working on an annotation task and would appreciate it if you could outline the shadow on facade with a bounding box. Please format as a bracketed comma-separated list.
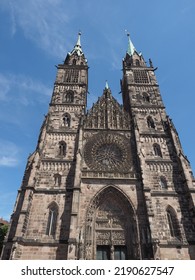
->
[130, 120, 154, 260]
[165, 118, 195, 259]
[55, 131, 80, 259]
[1, 154, 34, 259]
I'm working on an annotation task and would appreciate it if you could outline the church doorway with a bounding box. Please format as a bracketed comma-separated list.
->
[96, 245, 127, 260]
[84, 186, 140, 260]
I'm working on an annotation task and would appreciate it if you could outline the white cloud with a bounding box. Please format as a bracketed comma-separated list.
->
[0, 74, 11, 101]
[1, 0, 125, 64]
[3, 0, 76, 58]
[0, 156, 18, 167]
[0, 140, 20, 167]
[0, 72, 52, 105]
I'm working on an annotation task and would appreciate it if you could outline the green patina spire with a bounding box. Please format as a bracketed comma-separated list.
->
[127, 33, 136, 56]
[105, 80, 109, 89]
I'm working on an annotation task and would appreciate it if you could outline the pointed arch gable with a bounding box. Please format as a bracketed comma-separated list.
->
[88, 185, 135, 210]
[83, 186, 139, 260]
[85, 186, 137, 227]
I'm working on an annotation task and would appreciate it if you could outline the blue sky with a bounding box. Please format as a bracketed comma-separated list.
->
[0, 0, 195, 220]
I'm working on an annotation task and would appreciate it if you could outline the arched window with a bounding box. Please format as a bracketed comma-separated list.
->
[62, 113, 71, 127]
[143, 92, 150, 103]
[159, 176, 167, 189]
[59, 141, 66, 156]
[72, 59, 77, 65]
[166, 206, 181, 239]
[64, 90, 74, 103]
[135, 59, 140, 66]
[147, 116, 155, 129]
[153, 143, 162, 157]
[46, 202, 58, 236]
[54, 173, 61, 187]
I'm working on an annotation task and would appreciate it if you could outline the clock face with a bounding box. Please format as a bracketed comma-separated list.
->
[84, 132, 131, 172]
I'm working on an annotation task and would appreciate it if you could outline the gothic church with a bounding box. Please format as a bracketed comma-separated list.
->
[1, 33, 195, 260]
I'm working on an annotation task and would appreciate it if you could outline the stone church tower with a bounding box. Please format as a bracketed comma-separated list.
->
[1, 34, 195, 260]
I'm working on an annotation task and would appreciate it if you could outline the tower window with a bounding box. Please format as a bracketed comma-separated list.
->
[143, 92, 150, 103]
[64, 69, 79, 83]
[46, 203, 58, 236]
[64, 90, 74, 103]
[153, 144, 162, 157]
[135, 59, 140, 66]
[54, 173, 61, 187]
[63, 113, 71, 127]
[59, 141, 66, 156]
[134, 70, 149, 84]
[147, 116, 155, 129]
[159, 176, 167, 189]
[166, 207, 181, 239]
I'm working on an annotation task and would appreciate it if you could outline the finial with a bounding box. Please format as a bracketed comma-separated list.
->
[126, 31, 130, 37]
[105, 80, 109, 89]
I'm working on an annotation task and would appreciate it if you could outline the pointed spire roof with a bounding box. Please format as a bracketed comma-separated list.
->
[127, 33, 136, 56]
[103, 81, 112, 98]
[76, 31, 81, 46]
[69, 32, 83, 56]
[105, 80, 109, 89]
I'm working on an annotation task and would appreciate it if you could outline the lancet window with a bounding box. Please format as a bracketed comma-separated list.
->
[46, 203, 58, 237]
[59, 141, 66, 156]
[153, 143, 162, 157]
[166, 206, 181, 239]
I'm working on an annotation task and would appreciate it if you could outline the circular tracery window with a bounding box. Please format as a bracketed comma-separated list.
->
[95, 143, 122, 168]
[84, 133, 131, 172]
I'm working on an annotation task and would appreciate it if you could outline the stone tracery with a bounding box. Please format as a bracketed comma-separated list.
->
[84, 132, 132, 172]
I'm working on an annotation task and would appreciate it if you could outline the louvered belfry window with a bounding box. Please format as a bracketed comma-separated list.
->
[64, 69, 79, 83]
[134, 70, 149, 83]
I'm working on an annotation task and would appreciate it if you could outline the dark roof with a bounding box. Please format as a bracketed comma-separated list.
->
[0, 218, 9, 226]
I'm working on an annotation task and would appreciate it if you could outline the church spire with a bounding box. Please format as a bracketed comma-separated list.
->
[103, 80, 111, 97]
[105, 80, 109, 89]
[127, 33, 136, 56]
[76, 31, 81, 46]
[69, 32, 83, 56]
[64, 32, 87, 65]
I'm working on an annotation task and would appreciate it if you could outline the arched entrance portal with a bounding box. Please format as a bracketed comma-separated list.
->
[84, 186, 140, 259]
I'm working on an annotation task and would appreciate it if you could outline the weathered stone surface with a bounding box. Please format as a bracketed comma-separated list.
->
[1, 35, 195, 260]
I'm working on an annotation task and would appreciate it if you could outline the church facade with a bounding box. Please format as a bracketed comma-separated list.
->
[1, 34, 195, 260]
